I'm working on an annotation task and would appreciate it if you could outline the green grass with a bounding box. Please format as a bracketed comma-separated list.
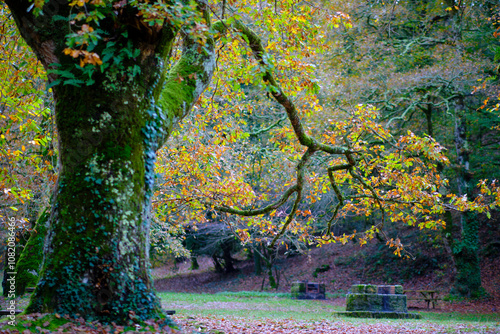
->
[215, 291, 291, 298]
[159, 291, 500, 326]
[213, 290, 346, 299]
[5, 314, 70, 332]
[415, 312, 500, 323]
[159, 291, 342, 321]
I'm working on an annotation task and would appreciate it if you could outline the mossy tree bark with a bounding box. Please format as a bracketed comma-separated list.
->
[25, 78, 164, 320]
[5, 0, 215, 323]
[451, 97, 485, 298]
[15, 208, 50, 295]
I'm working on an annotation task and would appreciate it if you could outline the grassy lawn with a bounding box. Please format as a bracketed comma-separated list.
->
[160, 291, 341, 321]
[159, 291, 500, 333]
[1, 291, 499, 332]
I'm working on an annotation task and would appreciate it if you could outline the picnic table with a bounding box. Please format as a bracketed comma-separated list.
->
[404, 289, 440, 309]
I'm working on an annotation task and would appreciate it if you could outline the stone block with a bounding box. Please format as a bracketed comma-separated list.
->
[377, 285, 404, 294]
[291, 281, 306, 293]
[291, 281, 306, 299]
[350, 284, 366, 294]
[291, 281, 325, 299]
[365, 284, 377, 294]
[346, 293, 407, 312]
[342, 284, 418, 319]
[346, 294, 368, 311]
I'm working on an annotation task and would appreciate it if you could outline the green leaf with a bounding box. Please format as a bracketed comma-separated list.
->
[46, 79, 62, 90]
[63, 79, 84, 87]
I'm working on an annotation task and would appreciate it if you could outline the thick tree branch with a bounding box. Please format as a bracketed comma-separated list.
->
[269, 148, 315, 247]
[215, 19, 348, 155]
[326, 165, 349, 234]
[157, 0, 216, 147]
[213, 184, 298, 216]
[210, 18, 435, 248]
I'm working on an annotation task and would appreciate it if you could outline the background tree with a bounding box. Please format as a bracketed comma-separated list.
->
[0, 8, 55, 222]
[0, 6, 55, 299]
[324, 0, 500, 297]
[153, 1, 452, 280]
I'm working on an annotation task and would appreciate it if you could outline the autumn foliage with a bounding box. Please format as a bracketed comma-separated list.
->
[0, 10, 55, 227]
[1, 1, 499, 314]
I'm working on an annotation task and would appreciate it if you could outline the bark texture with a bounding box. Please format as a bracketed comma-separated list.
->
[14, 208, 49, 295]
[5, 0, 215, 323]
[451, 98, 484, 298]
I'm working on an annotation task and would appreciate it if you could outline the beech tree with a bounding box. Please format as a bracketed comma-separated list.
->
[3, 0, 219, 323]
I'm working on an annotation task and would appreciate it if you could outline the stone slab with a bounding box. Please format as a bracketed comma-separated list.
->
[378, 285, 404, 295]
[350, 284, 377, 294]
[346, 293, 407, 312]
[335, 311, 421, 319]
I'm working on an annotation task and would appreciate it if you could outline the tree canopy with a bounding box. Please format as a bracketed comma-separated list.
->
[1, 0, 499, 326]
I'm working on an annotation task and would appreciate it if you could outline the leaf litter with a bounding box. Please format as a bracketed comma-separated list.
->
[174, 315, 500, 334]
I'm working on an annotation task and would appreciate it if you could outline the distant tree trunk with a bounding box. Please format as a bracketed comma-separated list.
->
[253, 246, 263, 275]
[190, 255, 200, 270]
[451, 97, 485, 298]
[222, 242, 236, 273]
[262, 246, 277, 289]
[212, 255, 223, 273]
[424, 105, 433, 138]
[442, 211, 457, 273]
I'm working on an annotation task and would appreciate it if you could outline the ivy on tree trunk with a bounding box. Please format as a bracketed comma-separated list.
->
[451, 97, 485, 298]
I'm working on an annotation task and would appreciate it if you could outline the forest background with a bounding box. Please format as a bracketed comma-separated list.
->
[1, 0, 500, 326]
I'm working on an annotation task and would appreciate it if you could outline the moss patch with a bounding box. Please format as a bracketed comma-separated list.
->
[15, 208, 50, 295]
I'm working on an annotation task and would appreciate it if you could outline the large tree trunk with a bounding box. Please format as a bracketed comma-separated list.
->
[5, 0, 215, 323]
[26, 80, 163, 320]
